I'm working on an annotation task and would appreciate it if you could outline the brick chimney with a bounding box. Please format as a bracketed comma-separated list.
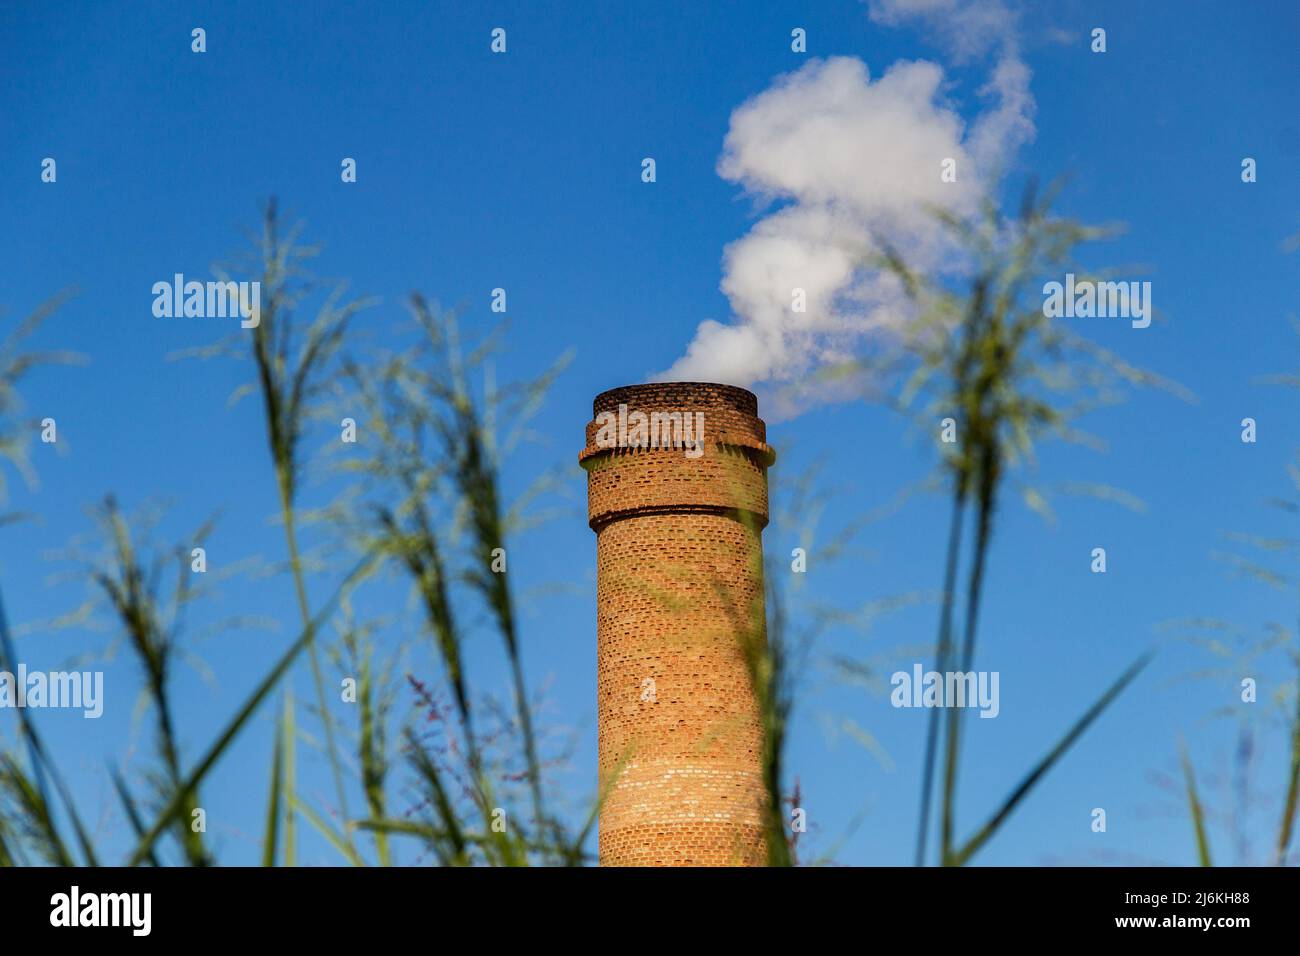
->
[579, 382, 776, 866]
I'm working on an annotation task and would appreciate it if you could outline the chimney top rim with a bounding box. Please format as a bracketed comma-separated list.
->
[592, 381, 759, 415]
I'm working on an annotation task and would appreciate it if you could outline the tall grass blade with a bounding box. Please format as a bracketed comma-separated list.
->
[1181, 741, 1213, 867]
[125, 552, 376, 866]
[262, 703, 285, 867]
[948, 652, 1151, 866]
[1275, 663, 1300, 866]
[284, 690, 296, 867]
[290, 792, 365, 866]
[0, 586, 98, 866]
[0, 755, 74, 866]
[917, 489, 966, 866]
[110, 767, 160, 867]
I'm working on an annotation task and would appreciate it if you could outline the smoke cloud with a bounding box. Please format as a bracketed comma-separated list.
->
[657, 0, 1035, 418]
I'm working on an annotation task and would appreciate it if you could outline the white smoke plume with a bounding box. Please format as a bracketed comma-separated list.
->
[657, 0, 1035, 418]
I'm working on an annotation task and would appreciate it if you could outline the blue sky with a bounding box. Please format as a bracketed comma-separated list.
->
[2, 0, 1298, 866]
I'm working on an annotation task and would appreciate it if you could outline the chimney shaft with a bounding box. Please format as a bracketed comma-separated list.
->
[580, 382, 776, 866]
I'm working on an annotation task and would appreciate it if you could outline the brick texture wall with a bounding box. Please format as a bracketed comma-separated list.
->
[580, 382, 776, 866]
